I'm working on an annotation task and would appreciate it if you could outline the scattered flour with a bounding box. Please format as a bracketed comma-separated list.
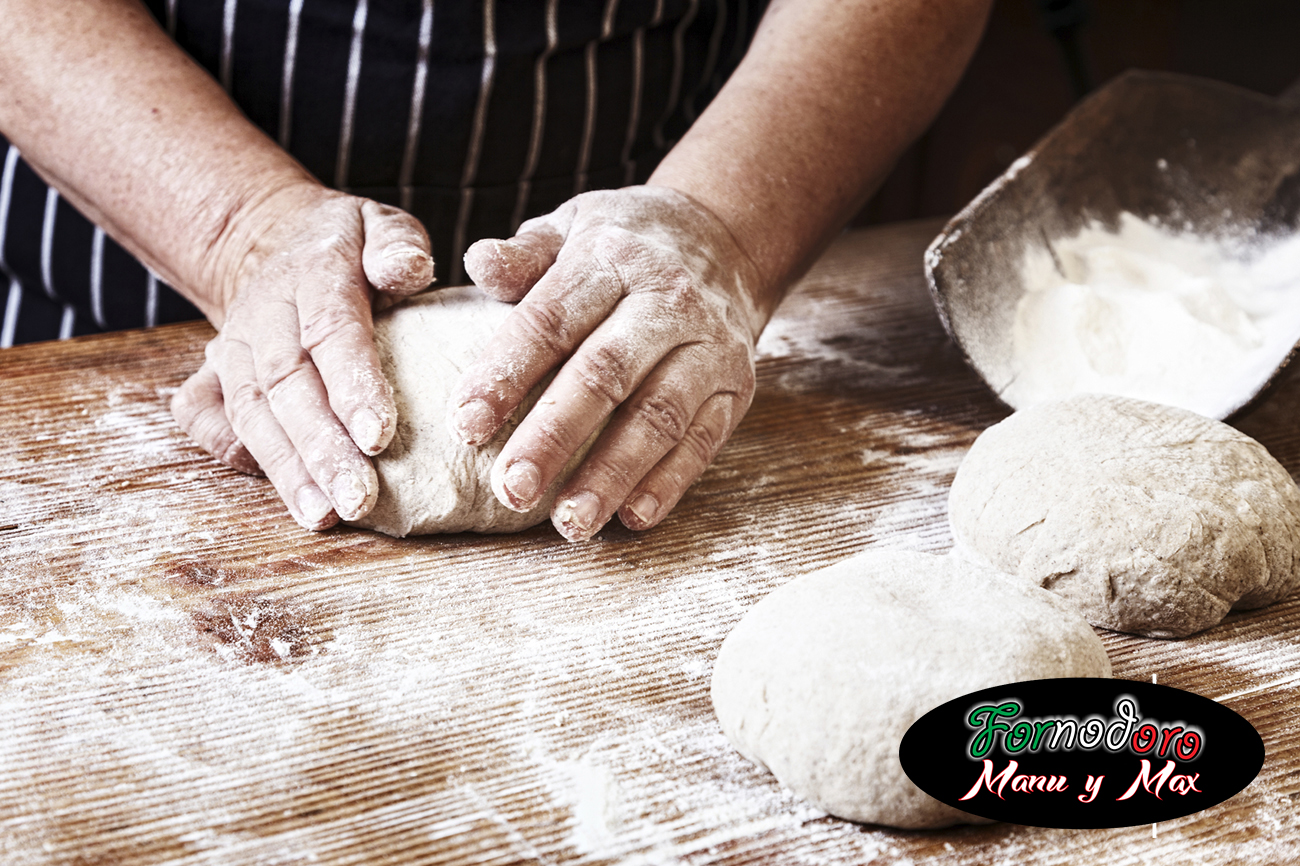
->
[1003, 213, 1300, 418]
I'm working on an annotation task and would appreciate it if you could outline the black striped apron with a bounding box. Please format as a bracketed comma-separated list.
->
[0, 0, 765, 346]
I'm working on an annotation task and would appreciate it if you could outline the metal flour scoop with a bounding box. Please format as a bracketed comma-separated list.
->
[924, 70, 1300, 420]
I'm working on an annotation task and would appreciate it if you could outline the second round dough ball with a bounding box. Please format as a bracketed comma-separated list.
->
[710, 549, 1110, 829]
[949, 394, 1300, 637]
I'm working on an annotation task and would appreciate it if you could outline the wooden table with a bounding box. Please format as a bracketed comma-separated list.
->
[1, 219, 1297, 865]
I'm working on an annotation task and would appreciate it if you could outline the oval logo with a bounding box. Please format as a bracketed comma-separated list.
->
[899, 678, 1264, 828]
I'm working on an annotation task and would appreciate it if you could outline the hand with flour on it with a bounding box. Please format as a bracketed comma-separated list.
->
[451, 0, 994, 541]
[452, 186, 771, 543]
[1, 0, 990, 537]
[170, 185, 435, 531]
[0, 0, 437, 531]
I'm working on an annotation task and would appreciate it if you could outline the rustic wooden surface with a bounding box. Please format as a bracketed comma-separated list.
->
[1, 219, 1297, 865]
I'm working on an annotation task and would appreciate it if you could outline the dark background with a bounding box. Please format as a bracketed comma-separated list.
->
[855, 0, 1300, 225]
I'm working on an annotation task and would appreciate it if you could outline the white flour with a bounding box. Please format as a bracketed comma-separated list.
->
[1003, 213, 1300, 418]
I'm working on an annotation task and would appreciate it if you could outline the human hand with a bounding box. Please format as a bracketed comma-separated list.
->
[452, 185, 769, 542]
[170, 183, 434, 530]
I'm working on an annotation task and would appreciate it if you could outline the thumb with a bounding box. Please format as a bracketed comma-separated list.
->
[360, 200, 436, 296]
[464, 210, 570, 302]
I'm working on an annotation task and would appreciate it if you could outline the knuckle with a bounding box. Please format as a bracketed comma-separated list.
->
[215, 436, 256, 473]
[257, 349, 315, 402]
[680, 398, 739, 466]
[526, 416, 583, 463]
[512, 300, 574, 359]
[659, 267, 699, 300]
[643, 268, 714, 328]
[249, 443, 301, 488]
[203, 422, 245, 467]
[226, 376, 269, 417]
[628, 391, 692, 444]
[583, 453, 638, 492]
[669, 289, 708, 326]
[572, 342, 635, 407]
[680, 421, 725, 468]
[174, 391, 263, 476]
[300, 308, 367, 354]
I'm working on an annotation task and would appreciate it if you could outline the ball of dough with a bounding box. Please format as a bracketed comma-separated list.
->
[710, 549, 1111, 829]
[948, 394, 1300, 638]
[348, 287, 601, 537]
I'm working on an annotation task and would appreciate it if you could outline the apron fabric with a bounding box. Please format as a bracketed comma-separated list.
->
[0, 0, 765, 346]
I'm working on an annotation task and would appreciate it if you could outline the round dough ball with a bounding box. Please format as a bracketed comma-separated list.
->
[710, 549, 1110, 829]
[949, 394, 1300, 638]
[348, 287, 600, 537]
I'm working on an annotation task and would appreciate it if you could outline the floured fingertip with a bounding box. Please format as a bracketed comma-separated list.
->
[351, 406, 395, 455]
[463, 239, 511, 283]
[373, 242, 435, 294]
[464, 238, 543, 301]
[295, 485, 338, 531]
[450, 398, 498, 446]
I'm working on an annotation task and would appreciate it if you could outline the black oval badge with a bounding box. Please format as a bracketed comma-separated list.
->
[899, 678, 1263, 828]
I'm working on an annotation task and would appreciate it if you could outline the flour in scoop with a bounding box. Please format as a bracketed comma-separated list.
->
[1003, 213, 1300, 418]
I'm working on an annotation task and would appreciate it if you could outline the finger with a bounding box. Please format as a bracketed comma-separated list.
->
[486, 289, 700, 513]
[211, 338, 341, 531]
[360, 200, 435, 297]
[297, 232, 398, 456]
[448, 236, 629, 447]
[234, 293, 379, 522]
[615, 390, 749, 534]
[170, 357, 262, 476]
[463, 211, 569, 302]
[546, 342, 750, 541]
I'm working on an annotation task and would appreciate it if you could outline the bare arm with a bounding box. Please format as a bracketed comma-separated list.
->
[652, 0, 991, 313]
[0, 0, 435, 529]
[453, 0, 992, 541]
[1, 0, 300, 317]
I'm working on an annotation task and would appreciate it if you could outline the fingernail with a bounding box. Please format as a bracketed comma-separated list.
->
[382, 241, 424, 259]
[555, 492, 602, 541]
[296, 486, 334, 528]
[452, 399, 496, 445]
[352, 408, 389, 455]
[501, 459, 542, 508]
[332, 471, 369, 519]
[381, 243, 434, 286]
[624, 493, 660, 529]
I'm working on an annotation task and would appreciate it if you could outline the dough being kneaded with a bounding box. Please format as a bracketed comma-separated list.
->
[348, 287, 600, 537]
[948, 394, 1300, 637]
[710, 549, 1110, 829]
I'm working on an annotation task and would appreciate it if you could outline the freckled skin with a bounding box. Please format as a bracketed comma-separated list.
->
[0, 0, 990, 533]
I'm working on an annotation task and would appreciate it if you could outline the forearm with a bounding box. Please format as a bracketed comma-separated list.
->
[650, 0, 992, 318]
[0, 0, 314, 324]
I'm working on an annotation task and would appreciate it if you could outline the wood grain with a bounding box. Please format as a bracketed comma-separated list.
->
[0, 219, 1297, 865]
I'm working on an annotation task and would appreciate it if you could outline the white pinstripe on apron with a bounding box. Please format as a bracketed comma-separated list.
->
[0, 0, 765, 345]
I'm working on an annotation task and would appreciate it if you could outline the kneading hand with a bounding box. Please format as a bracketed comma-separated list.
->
[170, 183, 434, 530]
[452, 185, 768, 542]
